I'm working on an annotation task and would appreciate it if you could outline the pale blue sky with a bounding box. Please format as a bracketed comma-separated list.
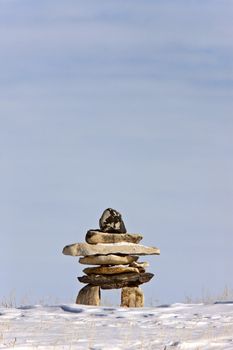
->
[0, 0, 233, 305]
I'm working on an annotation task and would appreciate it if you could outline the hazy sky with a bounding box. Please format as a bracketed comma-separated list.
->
[1, 0, 233, 305]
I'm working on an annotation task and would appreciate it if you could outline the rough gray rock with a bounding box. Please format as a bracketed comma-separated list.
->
[99, 208, 127, 233]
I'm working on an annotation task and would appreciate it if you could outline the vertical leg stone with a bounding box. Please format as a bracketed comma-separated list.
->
[135, 287, 144, 307]
[76, 284, 101, 306]
[121, 287, 144, 307]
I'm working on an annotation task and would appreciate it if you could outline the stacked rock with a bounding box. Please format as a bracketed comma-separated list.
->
[62, 208, 160, 307]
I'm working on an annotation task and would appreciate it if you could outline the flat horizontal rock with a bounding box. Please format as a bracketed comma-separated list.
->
[63, 243, 160, 257]
[78, 272, 154, 289]
[86, 230, 143, 244]
[83, 265, 139, 275]
[79, 255, 139, 265]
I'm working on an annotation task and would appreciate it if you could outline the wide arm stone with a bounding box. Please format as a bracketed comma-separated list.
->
[63, 242, 160, 256]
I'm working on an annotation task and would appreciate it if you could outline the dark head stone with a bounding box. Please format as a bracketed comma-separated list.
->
[99, 208, 127, 233]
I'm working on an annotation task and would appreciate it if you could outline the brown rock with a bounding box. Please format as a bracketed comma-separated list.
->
[83, 265, 140, 275]
[129, 261, 149, 268]
[129, 261, 149, 272]
[63, 242, 160, 257]
[79, 255, 139, 265]
[121, 287, 144, 307]
[78, 272, 154, 289]
[86, 230, 143, 244]
[76, 284, 100, 306]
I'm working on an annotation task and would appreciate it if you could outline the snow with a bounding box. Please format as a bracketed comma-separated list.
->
[1, 302, 233, 349]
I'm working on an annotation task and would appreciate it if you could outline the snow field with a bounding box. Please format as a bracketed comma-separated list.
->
[0, 303, 233, 349]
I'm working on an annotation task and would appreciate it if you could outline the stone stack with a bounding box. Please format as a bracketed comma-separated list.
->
[62, 208, 160, 307]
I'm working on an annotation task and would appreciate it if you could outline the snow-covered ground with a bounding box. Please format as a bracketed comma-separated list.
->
[1, 302, 233, 349]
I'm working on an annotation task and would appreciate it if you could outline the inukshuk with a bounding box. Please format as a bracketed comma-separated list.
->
[62, 208, 160, 307]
